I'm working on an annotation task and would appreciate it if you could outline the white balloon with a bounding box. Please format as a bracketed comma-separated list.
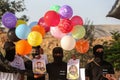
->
[60, 35, 76, 50]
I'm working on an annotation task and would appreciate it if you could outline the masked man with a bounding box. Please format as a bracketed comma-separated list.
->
[46, 47, 67, 80]
[85, 44, 116, 80]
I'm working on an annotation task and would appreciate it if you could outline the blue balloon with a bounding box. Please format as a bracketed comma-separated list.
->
[29, 21, 38, 28]
[2, 12, 17, 28]
[15, 24, 31, 39]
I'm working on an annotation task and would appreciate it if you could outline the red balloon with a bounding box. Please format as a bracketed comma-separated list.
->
[71, 15, 83, 26]
[58, 19, 73, 33]
[44, 11, 60, 26]
[38, 17, 50, 32]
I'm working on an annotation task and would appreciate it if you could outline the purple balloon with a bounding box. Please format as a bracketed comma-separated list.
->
[2, 12, 17, 28]
[59, 5, 73, 19]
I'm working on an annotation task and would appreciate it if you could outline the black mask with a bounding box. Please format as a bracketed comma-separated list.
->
[53, 56, 63, 63]
[94, 51, 104, 63]
[93, 45, 104, 64]
[52, 47, 63, 63]
[94, 51, 104, 58]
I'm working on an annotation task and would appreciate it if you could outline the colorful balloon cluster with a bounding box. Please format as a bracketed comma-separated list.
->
[1, 4, 90, 55]
[43, 4, 89, 53]
[1, 12, 44, 56]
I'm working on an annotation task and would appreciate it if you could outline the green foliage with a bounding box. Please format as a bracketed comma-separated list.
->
[84, 19, 94, 40]
[110, 31, 120, 41]
[104, 31, 120, 70]
[0, 0, 25, 19]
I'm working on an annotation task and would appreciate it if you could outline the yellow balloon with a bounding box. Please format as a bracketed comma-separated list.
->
[16, 20, 27, 27]
[27, 31, 42, 46]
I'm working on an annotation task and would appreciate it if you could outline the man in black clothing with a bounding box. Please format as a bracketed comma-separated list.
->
[25, 46, 45, 80]
[0, 41, 26, 74]
[85, 44, 116, 80]
[46, 47, 67, 80]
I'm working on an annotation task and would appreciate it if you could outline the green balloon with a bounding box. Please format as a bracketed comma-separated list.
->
[50, 5, 61, 12]
[71, 25, 86, 39]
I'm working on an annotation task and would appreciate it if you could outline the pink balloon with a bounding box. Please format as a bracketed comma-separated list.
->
[71, 15, 83, 26]
[58, 19, 73, 33]
[50, 26, 67, 39]
[38, 17, 50, 32]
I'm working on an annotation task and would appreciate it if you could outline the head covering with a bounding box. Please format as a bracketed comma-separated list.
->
[52, 47, 63, 63]
[93, 44, 104, 64]
[93, 44, 104, 55]
[53, 47, 63, 55]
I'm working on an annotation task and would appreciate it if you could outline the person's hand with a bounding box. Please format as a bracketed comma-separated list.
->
[35, 55, 41, 59]
[71, 54, 76, 60]
[34, 74, 45, 78]
[34, 74, 40, 78]
[104, 74, 116, 80]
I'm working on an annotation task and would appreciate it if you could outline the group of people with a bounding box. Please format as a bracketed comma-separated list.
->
[0, 40, 117, 80]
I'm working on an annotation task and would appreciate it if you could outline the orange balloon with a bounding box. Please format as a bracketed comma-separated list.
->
[31, 25, 46, 37]
[75, 39, 89, 54]
[16, 40, 32, 56]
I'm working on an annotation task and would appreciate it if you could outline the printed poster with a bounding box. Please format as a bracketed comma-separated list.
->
[67, 59, 80, 80]
[32, 59, 46, 74]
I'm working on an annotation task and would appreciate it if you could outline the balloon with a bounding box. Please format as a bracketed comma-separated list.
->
[31, 25, 46, 37]
[50, 5, 61, 12]
[44, 10, 60, 26]
[58, 19, 73, 33]
[29, 21, 38, 28]
[16, 40, 32, 56]
[15, 24, 31, 39]
[106, 0, 120, 19]
[60, 35, 76, 50]
[16, 20, 27, 27]
[27, 31, 42, 47]
[38, 17, 50, 32]
[2, 12, 17, 28]
[7, 28, 20, 42]
[71, 25, 86, 39]
[71, 15, 83, 26]
[59, 5, 73, 19]
[50, 26, 67, 39]
[75, 39, 89, 54]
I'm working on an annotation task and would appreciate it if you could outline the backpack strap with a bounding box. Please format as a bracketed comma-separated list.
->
[93, 60, 100, 67]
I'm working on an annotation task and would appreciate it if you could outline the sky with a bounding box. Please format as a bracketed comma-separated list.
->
[17, 0, 120, 25]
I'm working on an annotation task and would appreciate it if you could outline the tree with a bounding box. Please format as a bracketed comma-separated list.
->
[0, 0, 27, 26]
[84, 18, 94, 46]
[104, 31, 120, 70]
